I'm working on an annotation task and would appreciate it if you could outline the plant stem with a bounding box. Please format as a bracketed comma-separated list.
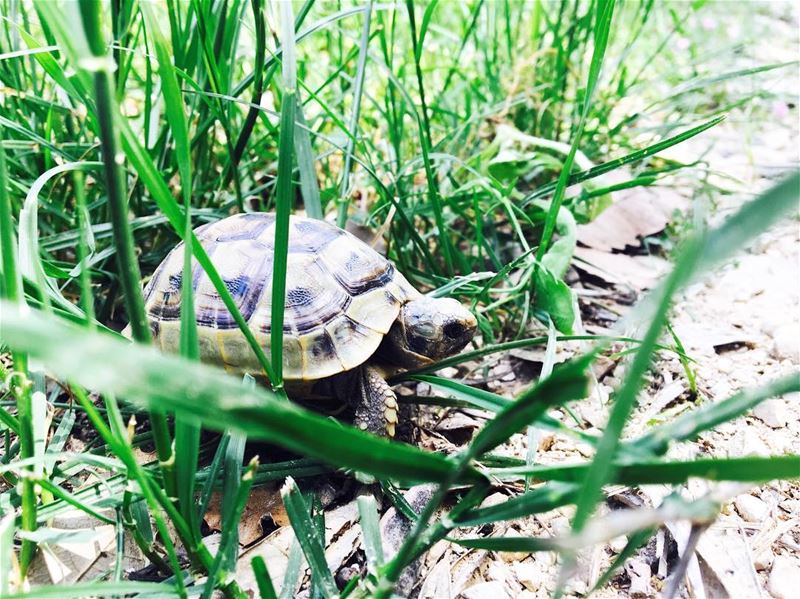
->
[0, 137, 37, 576]
[78, 0, 177, 501]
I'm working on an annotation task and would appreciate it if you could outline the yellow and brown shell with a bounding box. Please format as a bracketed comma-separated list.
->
[143, 213, 420, 380]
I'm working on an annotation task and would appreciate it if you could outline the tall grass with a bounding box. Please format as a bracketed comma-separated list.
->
[0, 0, 797, 596]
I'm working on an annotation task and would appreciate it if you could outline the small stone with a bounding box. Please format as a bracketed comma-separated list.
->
[625, 558, 652, 598]
[513, 560, 544, 592]
[486, 561, 511, 583]
[735, 427, 771, 456]
[564, 578, 587, 596]
[754, 550, 774, 571]
[609, 535, 628, 553]
[771, 325, 800, 362]
[769, 555, 800, 599]
[709, 379, 732, 399]
[716, 356, 734, 374]
[549, 515, 571, 536]
[753, 399, 789, 428]
[498, 528, 532, 562]
[734, 494, 770, 522]
[459, 580, 511, 599]
[478, 492, 507, 509]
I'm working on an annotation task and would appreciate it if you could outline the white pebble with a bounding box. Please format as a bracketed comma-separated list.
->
[459, 580, 511, 599]
[769, 555, 800, 599]
[734, 494, 770, 522]
[753, 399, 789, 428]
[513, 560, 544, 592]
[771, 324, 800, 363]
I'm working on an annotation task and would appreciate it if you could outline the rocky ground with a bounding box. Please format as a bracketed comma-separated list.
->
[402, 6, 800, 598]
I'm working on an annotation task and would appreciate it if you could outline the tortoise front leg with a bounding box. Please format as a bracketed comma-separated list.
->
[352, 366, 399, 437]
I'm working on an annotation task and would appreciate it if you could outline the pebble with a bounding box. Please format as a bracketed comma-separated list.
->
[771, 324, 800, 363]
[753, 399, 789, 428]
[609, 535, 628, 553]
[754, 550, 774, 571]
[768, 555, 800, 599]
[478, 492, 507, 510]
[513, 560, 544, 592]
[497, 528, 532, 562]
[625, 558, 652, 598]
[735, 427, 771, 457]
[549, 515, 571, 536]
[564, 578, 588, 596]
[734, 494, 770, 522]
[486, 561, 511, 583]
[459, 580, 511, 599]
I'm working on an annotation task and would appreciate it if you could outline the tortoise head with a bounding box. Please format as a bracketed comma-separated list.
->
[384, 297, 477, 367]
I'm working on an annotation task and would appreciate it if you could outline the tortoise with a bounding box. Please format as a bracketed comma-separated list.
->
[142, 213, 477, 436]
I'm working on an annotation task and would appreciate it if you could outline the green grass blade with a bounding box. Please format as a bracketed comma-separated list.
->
[0, 304, 481, 484]
[490, 455, 800, 486]
[252, 555, 279, 599]
[454, 482, 579, 527]
[281, 477, 338, 599]
[534, 0, 615, 264]
[632, 374, 800, 455]
[293, 99, 323, 219]
[405, 0, 454, 275]
[202, 457, 257, 599]
[336, 0, 373, 227]
[140, 3, 192, 206]
[271, 91, 296, 388]
[279, 537, 304, 599]
[522, 115, 725, 205]
[221, 429, 247, 569]
[197, 434, 231, 521]
[19, 163, 102, 318]
[357, 494, 384, 575]
[0, 138, 37, 576]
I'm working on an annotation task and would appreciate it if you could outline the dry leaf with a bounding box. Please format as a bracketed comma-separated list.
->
[26, 510, 124, 585]
[205, 485, 284, 545]
[576, 187, 687, 252]
[574, 247, 670, 290]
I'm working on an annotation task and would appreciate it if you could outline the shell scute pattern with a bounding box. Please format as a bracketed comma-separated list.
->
[145, 214, 419, 381]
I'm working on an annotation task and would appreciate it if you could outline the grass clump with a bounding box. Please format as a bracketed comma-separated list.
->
[0, 0, 798, 597]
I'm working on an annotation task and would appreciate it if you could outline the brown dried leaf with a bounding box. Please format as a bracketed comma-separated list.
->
[205, 485, 284, 545]
[574, 247, 670, 290]
[577, 187, 687, 252]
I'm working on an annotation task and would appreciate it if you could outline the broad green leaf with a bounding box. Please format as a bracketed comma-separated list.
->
[533, 266, 575, 334]
[0, 303, 480, 485]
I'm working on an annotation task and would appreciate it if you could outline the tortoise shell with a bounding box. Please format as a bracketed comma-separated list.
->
[144, 213, 420, 380]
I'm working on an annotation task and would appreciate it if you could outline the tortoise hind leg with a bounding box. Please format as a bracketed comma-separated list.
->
[351, 366, 399, 437]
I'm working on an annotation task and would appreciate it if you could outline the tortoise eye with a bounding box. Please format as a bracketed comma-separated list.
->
[443, 322, 463, 339]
